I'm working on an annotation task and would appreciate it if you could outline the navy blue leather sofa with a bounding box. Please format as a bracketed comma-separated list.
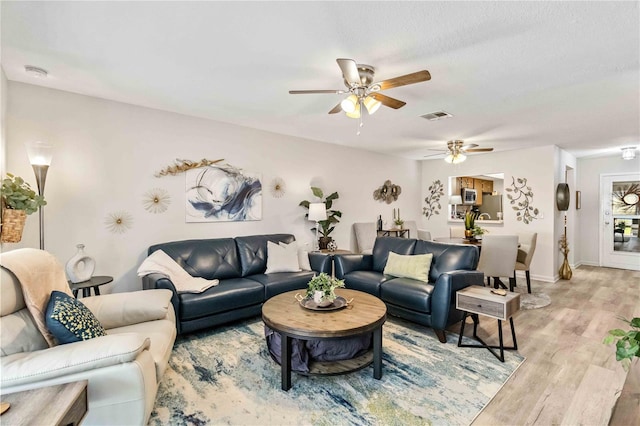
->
[334, 237, 483, 343]
[142, 234, 331, 334]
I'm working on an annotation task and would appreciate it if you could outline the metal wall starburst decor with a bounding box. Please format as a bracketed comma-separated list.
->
[270, 177, 286, 198]
[143, 188, 171, 213]
[104, 211, 134, 234]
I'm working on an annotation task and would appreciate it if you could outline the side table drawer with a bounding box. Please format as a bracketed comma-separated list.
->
[457, 294, 505, 319]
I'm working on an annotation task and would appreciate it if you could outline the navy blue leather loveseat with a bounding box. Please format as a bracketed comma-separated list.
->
[334, 237, 483, 343]
[142, 234, 331, 334]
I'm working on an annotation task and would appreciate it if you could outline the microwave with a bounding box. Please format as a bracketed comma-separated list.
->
[462, 188, 477, 205]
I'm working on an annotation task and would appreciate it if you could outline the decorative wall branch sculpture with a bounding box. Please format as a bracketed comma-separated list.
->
[373, 180, 402, 204]
[155, 158, 225, 177]
[506, 176, 540, 224]
[422, 179, 444, 220]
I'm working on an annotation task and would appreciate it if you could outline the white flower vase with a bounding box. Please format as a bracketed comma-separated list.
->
[65, 244, 96, 283]
[313, 290, 334, 307]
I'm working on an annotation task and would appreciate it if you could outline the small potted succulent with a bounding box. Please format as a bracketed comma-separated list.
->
[1, 173, 47, 243]
[306, 273, 345, 307]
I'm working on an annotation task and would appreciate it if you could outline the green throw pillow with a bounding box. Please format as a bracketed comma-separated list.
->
[383, 252, 433, 283]
[45, 290, 107, 344]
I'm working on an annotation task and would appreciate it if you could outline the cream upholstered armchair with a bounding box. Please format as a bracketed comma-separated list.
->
[353, 222, 377, 254]
[0, 249, 176, 425]
[514, 232, 538, 293]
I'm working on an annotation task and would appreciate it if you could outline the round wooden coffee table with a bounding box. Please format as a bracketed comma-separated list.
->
[262, 288, 386, 391]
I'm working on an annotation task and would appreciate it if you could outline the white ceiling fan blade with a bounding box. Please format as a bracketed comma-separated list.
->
[289, 89, 347, 94]
[337, 58, 360, 87]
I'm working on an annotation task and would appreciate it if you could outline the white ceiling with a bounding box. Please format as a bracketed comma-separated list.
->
[2, 1, 638, 160]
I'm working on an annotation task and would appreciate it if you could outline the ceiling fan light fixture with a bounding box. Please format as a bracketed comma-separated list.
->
[363, 96, 381, 115]
[340, 94, 358, 113]
[346, 102, 361, 119]
[444, 153, 466, 164]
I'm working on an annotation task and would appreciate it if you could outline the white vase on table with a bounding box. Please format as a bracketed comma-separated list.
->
[65, 244, 96, 283]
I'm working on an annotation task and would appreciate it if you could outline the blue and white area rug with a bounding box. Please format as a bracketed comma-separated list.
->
[150, 317, 524, 425]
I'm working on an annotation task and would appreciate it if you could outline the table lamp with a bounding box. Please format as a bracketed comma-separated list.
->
[308, 203, 327, 251]
[25, 141, 53, 250]
[449, 195, 462, 219]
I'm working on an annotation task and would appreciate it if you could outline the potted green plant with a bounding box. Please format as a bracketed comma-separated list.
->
[604, 317, 640, 371]
[472, 224, 488, 239]
[300, 186, 342, 249]
[305, 272, 345, 307]
[464, 211, 477, 239]
[1, 173, 47, 243]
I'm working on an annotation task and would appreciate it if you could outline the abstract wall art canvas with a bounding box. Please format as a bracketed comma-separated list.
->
[185, 166, 262, 222]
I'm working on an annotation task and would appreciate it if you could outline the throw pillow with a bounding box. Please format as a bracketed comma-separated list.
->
[295, 246, 312, 271]
[45, 290, 107, 344]
[265, 241, 301, 273]
[383, 252, 433, 283]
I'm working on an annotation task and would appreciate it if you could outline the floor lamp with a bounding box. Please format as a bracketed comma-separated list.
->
[308, 202, 327, 251]
[25, 141, 53, 250]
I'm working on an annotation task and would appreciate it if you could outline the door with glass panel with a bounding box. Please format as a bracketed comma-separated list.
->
[601, 173, 640, 270]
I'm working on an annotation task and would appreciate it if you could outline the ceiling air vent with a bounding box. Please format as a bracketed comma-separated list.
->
[420, 111, 453, 121]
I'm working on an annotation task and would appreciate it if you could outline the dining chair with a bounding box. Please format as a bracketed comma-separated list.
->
[404, 220, 419, 239]
[477, 235, 519, 291]
[353, 222, 377, 254]
[450, 227, 465, 238]
[513, 232, 537, 293]
[417, 229, 432, 241]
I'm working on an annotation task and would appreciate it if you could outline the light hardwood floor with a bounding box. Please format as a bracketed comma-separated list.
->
[462, 265, 640, 425]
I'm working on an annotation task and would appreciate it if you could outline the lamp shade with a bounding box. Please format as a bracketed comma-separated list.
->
[346, 102, 361, 119]
[363, 96, 381, 115]
[25, 141, 53, 166]
[340, 95, 358, 113]
[308, 203, 327, 222]
[449, 195, 463, 205]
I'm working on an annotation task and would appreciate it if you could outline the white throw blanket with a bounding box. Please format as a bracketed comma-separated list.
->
[137, 250, 219, 293]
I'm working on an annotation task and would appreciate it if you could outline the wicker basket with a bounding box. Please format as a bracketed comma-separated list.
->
[1, 208, 27, 243]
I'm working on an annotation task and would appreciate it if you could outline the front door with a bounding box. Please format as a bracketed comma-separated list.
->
[600, 173, 640, 270]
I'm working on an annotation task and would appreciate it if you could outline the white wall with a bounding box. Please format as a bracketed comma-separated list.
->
[420, 146, 560, 282]
[4, 82, 422, 292]
[577, 155, 640, 266]
[1, 69, 7, 180]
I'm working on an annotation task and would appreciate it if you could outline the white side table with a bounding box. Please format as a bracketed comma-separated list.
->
[456, 285, 520, 362]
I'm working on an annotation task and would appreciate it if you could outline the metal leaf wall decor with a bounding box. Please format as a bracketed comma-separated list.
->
[422, 179, 444, 220]
[155, 158, 225, 177]
[505, 176, 540, 224]
[373, 180, 402, 204]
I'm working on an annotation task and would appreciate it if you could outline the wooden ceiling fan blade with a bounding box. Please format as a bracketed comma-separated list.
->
[377, 70, 431, 91]
[289, 89, 346, 94]
[328, 103, 342, 114]
[464, 148, 494, 152]
[337, 58, 360, 87]
[370, 93, 406, 109]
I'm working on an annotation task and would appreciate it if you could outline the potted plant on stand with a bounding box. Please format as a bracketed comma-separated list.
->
[300, 186, 342, 250]
[1, 173, 47, 243]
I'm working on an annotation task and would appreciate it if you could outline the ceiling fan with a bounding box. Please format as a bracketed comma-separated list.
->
[289, 58, 430, 132]
[424, 140, 494, 164]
